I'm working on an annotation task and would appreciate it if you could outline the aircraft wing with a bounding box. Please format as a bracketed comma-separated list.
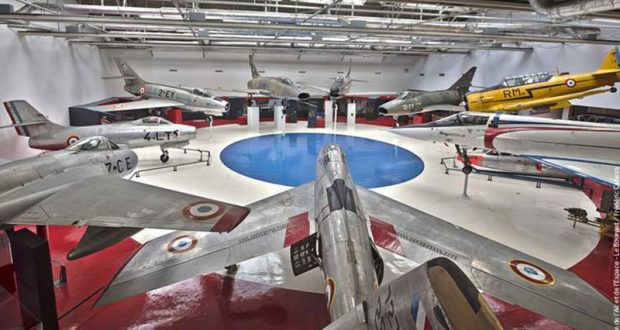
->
[526, 156, 619, 186]
[345, 91, 399, 97]
[96, 183, 314, 306]
[500, 87, 612, 111]
[326, 257, 503, 330]
[357, 186, 613, 329]
[6, 174, 249, 233]
[418, 104, 466, 114]
[85, 99, 185, 112]
[296, 82, 330, 94]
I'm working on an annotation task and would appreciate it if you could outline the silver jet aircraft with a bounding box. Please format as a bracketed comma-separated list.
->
[96, 144, 611, 329]
[0, 136, 249, 260]
[378, 67, 477, 116]
[244, 54, 311, 102]
[298, 60, 367, 100]
[391, 112, 620, 185]
[91, 58, 230, 116]
[3, 100, 196, 162]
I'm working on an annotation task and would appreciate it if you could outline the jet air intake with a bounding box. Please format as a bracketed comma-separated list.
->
[298, 92, 310, 100]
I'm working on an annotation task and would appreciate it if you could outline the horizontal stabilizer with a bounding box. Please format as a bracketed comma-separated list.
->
[100, 75, 127, 80]
[358, 186, 614, 329]
[326, 257, 503, 330]
[0, 121, 47, 129]
[95, 183, 315, 307]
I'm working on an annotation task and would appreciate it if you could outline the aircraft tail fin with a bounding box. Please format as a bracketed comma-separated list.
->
[249, 54, 260, 79]
[449, 66, 478, 95]
[115, 58, 145, 84]
[3, 100, 65, 137]
[598, 47, 620, 70]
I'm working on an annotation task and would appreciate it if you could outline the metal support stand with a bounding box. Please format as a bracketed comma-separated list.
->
[462, 173, 470, 197]
[130, 147, 211, 180]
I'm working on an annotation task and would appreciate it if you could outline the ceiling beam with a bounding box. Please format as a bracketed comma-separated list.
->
[2, 13, 619, 45]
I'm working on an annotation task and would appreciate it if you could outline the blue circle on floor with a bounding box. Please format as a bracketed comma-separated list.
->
[220, 133, 424, 188]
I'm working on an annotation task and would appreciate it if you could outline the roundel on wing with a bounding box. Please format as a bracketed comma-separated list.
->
[509, 259, 555, 286]
[565, 79, 576, 88]
[66, 135, 80, 146]
[182, 201, 226, 221]
[167, 235, 198, 253]
[139, 86, 146, 94]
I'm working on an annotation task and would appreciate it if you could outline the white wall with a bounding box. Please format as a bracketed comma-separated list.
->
[1, 25, 619, 159]
[410, 44, 620, 109]
[0, 27, 115, 159]
[98, 49, 419, 95]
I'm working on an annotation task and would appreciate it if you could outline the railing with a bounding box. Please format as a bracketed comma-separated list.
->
[129, 147, 211, 180]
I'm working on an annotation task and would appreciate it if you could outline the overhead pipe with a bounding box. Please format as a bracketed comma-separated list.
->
[390, 0, 620, 18]
[78, 41, 449, 56]
[2, 13, 619, 45]
[19, 30, 534, 51]
[528, 0, 620, 19]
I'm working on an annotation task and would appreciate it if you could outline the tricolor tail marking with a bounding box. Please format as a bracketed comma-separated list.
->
[4, 102, 29, 136]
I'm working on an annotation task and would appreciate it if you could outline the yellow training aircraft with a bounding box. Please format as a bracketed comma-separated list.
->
[465, 47, 620, 112]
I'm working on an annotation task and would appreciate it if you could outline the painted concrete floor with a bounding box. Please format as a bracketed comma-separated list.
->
[0, 121, 609, 330]
[131, 121, 599, 271]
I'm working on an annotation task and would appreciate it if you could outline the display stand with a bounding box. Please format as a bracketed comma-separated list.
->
[347, 102, 356, 128]
[561, 107, 570, 120]
[324, 100, 334, 129]
[247, 106, 260, 133]
[7, 228, 59, 330]
[274, 105, 286, 133]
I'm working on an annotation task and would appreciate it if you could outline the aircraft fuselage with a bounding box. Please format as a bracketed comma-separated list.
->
[27, 119, 196, 151]
[392, 113, 620, 164]
[247, 77, 310, 100]
[314, 145, 380, 320]
[0, 144, 137, 221]
[466, 71, 620, 112]
[379, 90, 462, 116]
[126, 82, 230, 115]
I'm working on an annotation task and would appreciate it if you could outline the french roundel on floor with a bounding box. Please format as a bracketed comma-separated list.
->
[220, 133, 424, 188]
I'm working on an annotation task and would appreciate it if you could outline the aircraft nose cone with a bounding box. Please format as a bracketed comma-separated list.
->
[329, 87, 340, 98]
[189, 126, 197, 138]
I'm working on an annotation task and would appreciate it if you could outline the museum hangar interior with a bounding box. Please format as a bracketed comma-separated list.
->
[0, 0, 619, 329]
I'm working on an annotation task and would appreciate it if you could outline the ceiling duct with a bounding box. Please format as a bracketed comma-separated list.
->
[528, 0, 620, 19]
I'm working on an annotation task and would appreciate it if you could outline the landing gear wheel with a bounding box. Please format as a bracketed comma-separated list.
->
[462, 165, 473, 175]
[160, 152, 170, 163]
[611, 87, 617, 93]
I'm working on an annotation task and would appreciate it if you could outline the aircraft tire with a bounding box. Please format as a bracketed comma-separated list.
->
[462, 165, 473, 175]
[160, 153, 170, 163]
[611, 87, 617, 93]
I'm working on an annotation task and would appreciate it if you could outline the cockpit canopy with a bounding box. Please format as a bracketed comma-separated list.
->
[500, 72, 552, 88]
[66, 136, 119, 152]
[192, 88, 214, 98]
[428, 112, 490, 127]
[397, 91, 421, 100]
[135, 116, 172, 126]
[276, 77, 295, 86]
